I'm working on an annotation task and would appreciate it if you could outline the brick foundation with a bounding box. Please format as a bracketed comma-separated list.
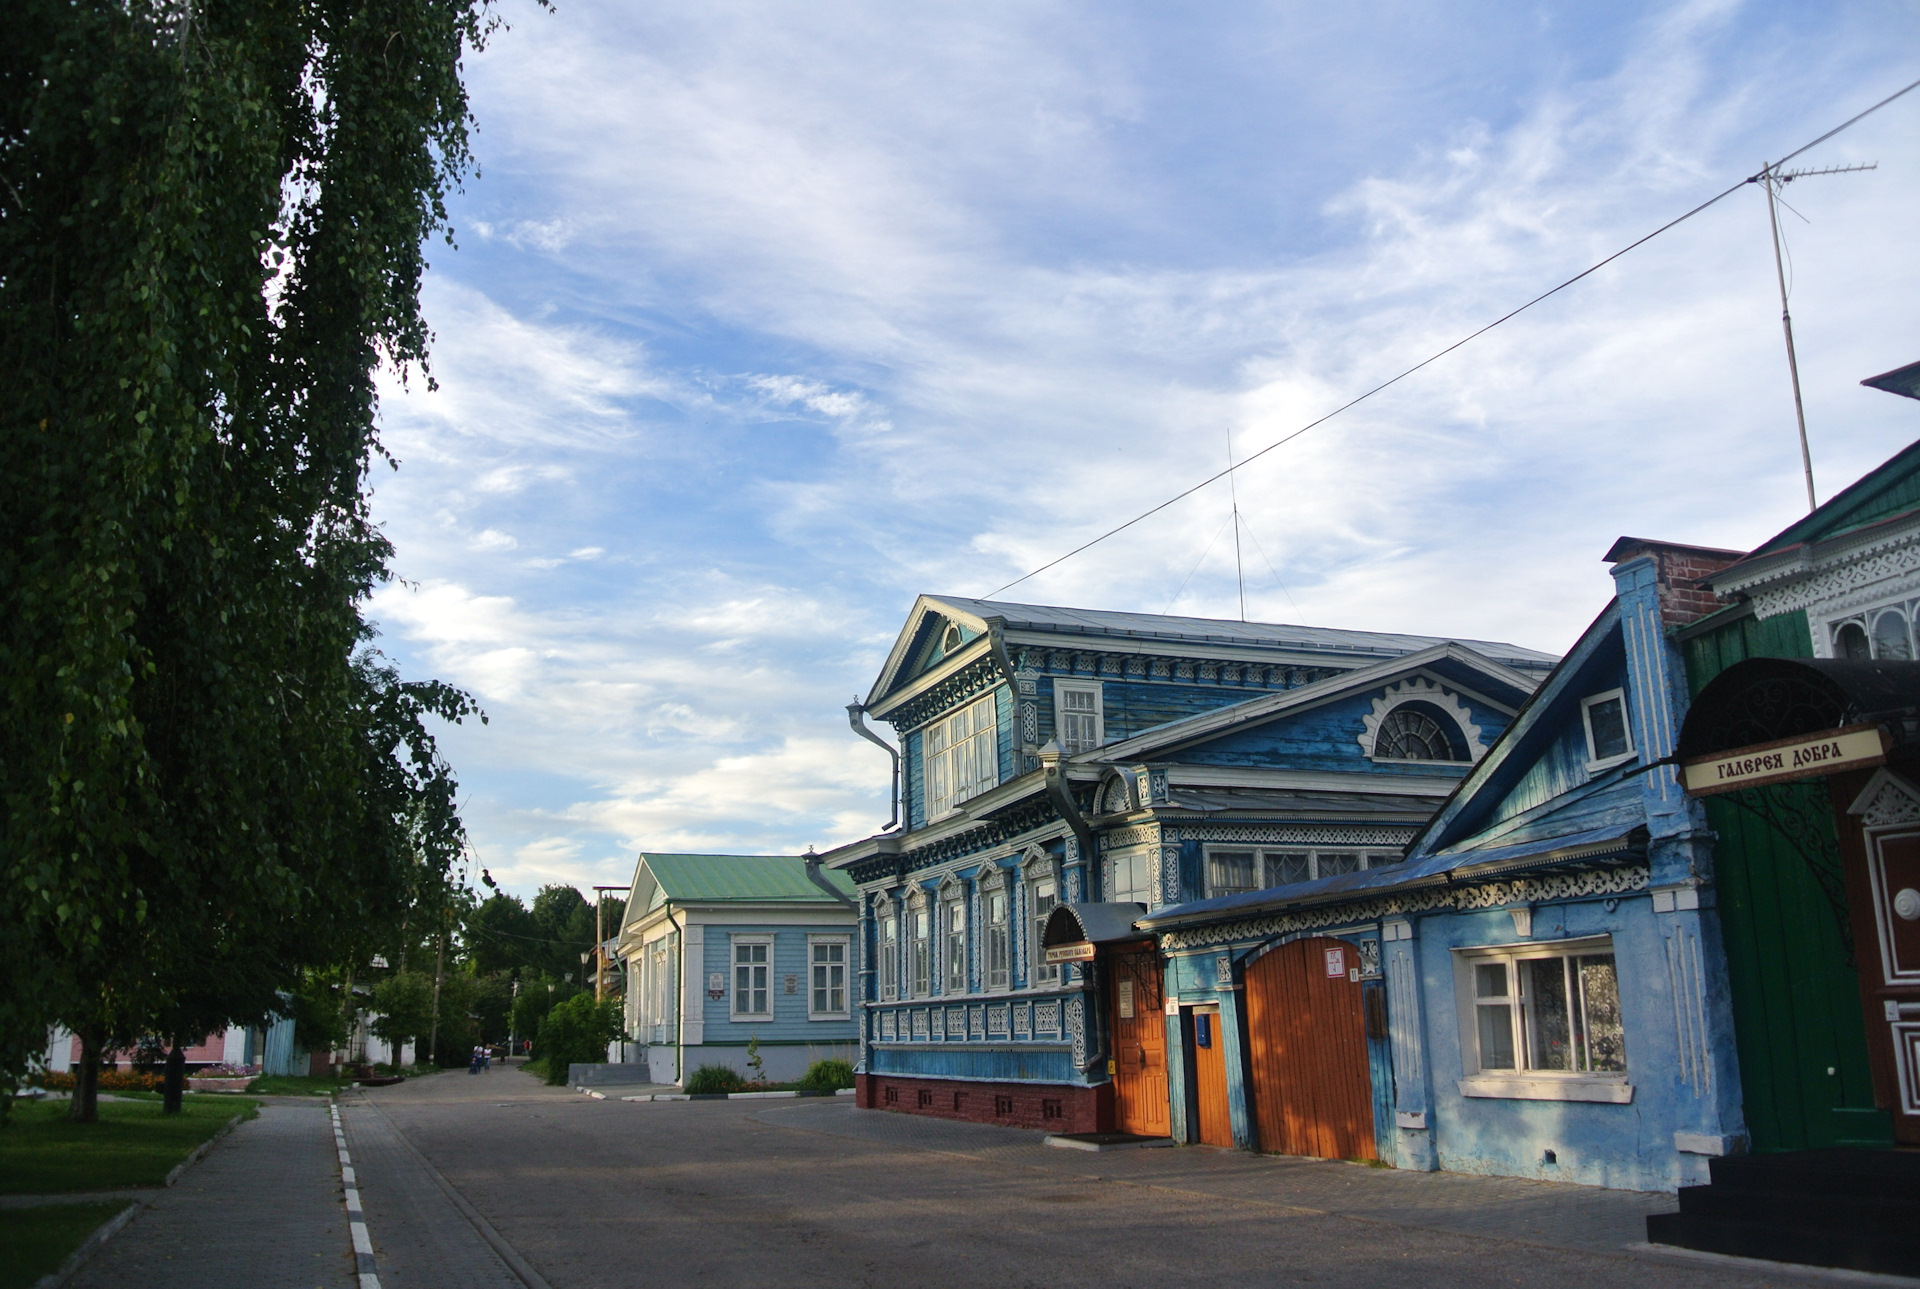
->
[855, 1073, 1113, 1135]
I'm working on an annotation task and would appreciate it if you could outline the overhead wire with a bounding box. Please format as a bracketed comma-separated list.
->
[983, 74, 1920, 600]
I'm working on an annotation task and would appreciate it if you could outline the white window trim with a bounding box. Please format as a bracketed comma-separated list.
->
[921, 693, 1001, 821]
[729, 934, 774, 1022]
[908, 890, 932, 998]
[806, 934, 851, 1020]
[1199, 843, 1405, 898]
[1053, 678, 1105, 754]
[1580, 688, 1637, 773]
[941, 890, 969, 995]
[876, 900, 901, 1002]
[981, 876, 1012, 993]
[1025, 856, 1060, 989]
[1450, 935, 1632, 1101]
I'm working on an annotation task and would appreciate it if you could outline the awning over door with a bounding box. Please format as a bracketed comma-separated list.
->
[1042, 902, 1147, 957]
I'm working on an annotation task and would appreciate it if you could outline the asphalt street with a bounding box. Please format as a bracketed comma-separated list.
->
[350, 1064, 1855, 1289]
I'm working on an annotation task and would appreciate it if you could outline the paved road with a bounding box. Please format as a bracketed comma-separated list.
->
[358, 1066, 1840, 1289]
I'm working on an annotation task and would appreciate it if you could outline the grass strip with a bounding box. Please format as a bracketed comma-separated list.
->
[0, 1095, 257, 1194]
[0, 1201, 133, 1289]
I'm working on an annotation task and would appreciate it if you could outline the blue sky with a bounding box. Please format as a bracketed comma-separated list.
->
[364, 0, 1920, 901]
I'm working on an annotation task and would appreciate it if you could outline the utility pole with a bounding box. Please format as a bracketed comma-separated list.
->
[1756, 159, 1875, 512]
[593, 884, 626, 1002]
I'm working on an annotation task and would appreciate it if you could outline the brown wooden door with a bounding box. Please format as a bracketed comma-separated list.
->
[1244, 937, 1377, 1160]
[1857, 825, 1920, 1144]
[1191, 1005, 1233, 1147]
[1109, 947, 1170, 1138]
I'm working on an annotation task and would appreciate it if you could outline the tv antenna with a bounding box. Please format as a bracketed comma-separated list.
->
[1757, 159, 1876, 511]
[1227, 430, 1246, 621]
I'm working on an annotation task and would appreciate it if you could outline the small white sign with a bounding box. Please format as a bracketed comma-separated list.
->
[1117, 978, 1135, 1019]
[707, 972, 725, 999]
[1324, 947, 1346, 979]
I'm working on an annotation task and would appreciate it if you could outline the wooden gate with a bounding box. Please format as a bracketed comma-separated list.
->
[1109, 946, 1169, 1138]
[1245, 937, 1377, 1159]
[1191, 1005, 1233, 1147]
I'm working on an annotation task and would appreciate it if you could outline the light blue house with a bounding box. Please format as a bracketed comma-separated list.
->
[614, 852, 859, 1085]
[1139, 538, 1751, 1190]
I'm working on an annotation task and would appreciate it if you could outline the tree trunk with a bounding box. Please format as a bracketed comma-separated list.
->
[162, 1040, 186, 1115]
[68, 1029, 101, 1123]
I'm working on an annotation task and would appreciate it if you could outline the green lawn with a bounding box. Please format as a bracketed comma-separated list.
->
[0, 1096, 256, 1194]
[0, 1202, 133, 1289]
[246, 1074, 347, 1096]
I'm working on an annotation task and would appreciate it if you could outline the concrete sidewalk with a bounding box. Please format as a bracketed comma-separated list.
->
[66, 1102, 353, 1289]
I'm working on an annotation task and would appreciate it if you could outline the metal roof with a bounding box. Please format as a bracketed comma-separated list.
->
[929, 596, 1558, 669]
[639, 853, 857, 904]
[1043, 902, 1148, 946]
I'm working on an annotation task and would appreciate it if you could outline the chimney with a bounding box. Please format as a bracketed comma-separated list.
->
[1602, 537, 1747, 628]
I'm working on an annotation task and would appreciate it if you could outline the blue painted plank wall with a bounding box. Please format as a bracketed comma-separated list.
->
[699, 923, 859, 1046]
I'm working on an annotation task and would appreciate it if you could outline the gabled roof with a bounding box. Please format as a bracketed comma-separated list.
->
[864, 594, 1557, 714]
[628, 853, 857, 908]
[1091, 642, 1540, 764]
[1709, 436, 1920, 589]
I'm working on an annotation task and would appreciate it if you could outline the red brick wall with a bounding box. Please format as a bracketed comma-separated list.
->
[1606, 540, 1744, 628]
[855, 1073, 1113, 1135]
[72, 1031, 226, 1068]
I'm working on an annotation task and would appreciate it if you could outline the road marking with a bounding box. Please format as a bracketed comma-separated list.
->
[331, 1101, 383, 1289]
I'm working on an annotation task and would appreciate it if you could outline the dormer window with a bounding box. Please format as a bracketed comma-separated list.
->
[1054, 679, 1103, 753]
[1374, 704, 1466, 761]
[1581, 689, 1635, 770]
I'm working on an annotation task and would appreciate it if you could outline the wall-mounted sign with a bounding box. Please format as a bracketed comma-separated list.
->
[1117, 979, 1135, 1019]
[1681, 724, 1889, 797]
[784, 974, 798, 995]
[1324, 947, 1346, 979]
[1045, 941, 1096, 963]
[707, 972, 725, 999]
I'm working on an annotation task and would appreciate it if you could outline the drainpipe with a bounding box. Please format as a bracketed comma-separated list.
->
[1040, 740, 1096, 890]
[846, 703, 901, 832]
[802, 846, 855, 909]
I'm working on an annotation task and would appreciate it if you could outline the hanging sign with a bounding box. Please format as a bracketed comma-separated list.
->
[1045, 941, 1096, 963]
[1680, 724, 1889, 797]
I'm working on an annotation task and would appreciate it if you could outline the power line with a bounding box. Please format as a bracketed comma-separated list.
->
[984, 74, 1920, 599]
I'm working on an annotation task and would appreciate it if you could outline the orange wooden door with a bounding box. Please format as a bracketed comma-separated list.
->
[1110, 948, 1170, 1137]
[1191, 1005, 1233, 1147]
[1244, 937, 1377, 1160]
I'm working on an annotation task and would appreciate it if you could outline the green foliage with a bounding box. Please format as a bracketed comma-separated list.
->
[684, 1064, 747, 1095]
[0, 0, 501, 1113]
[797, 1059, 855, 1093]
[369, 971, 436, 1055]
[289, 973, 348, 1055]
[470, 972, 514, 1045]
[510, 976, 577, 1044]
[533, 992, 623, 1085]
[745, 1036, 764, 1082]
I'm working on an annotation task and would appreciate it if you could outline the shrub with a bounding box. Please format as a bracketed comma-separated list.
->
[797, 1059, 855, 1093]
[35, 1070, 161, 1092]
[684, 1064, 746, 1095]
[534, 993, 624, 1086]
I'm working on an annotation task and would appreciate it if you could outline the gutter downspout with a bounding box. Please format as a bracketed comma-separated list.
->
[847, 703, 901, 832]
[802, 847, 856, 909]
[1040, 740, 1096, 887]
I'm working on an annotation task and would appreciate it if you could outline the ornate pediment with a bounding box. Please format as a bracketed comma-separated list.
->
[1848, 767, 1920, 830]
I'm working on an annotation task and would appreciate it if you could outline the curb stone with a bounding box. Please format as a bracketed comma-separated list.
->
[31, 1106, 249, 1288]
[614, 1087, 856, 1102]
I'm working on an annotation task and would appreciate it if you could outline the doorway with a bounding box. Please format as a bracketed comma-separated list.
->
[1244, 936, 1377, 1160]
[1190, 1005, 1233, 1147]
[1108, 945, 1169, 1138]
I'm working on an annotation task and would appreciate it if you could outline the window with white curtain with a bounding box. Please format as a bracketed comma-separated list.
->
[984, 889, 1010, 990]
[1030, 876, 1058, 985]
[1054, 680, 1103, 753]
[878, 910, 899, 1001]
[809, 937, 848, 1018]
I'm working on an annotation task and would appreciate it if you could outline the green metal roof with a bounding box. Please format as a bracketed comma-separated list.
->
[638, 853, 857, 904]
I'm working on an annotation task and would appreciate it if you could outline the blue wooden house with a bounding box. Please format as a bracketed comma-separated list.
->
[614, 852, 859, 1085]
[1138, 539, 1752, 1190]
[824, 596, 1553, 1134]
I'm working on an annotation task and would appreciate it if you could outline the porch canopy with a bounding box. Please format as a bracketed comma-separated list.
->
[1676, 657, 1920, 795]
[1043, 902, 1148, 956]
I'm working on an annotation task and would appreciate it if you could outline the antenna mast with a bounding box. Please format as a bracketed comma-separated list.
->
[1227, 431, 1246, 621]
[1757, 160, 1876, 512]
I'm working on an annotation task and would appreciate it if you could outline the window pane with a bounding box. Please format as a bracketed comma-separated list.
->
[1474, 962, 1508, 999]
[1317, 852, 1360, 877]
[1034, 879, 1058, 983]
[1875, 611, 1913, 661]
[1476, 1003, 1516, 1070]
[1209, 850, 1257, 895]
[1837, 622, 1872, 660]
[1587, 695, 1630, 761]
[1523, 958, 1574, 1071]
[1578, 955, 1627, 1072]
[1266, 852, 1311, 886]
